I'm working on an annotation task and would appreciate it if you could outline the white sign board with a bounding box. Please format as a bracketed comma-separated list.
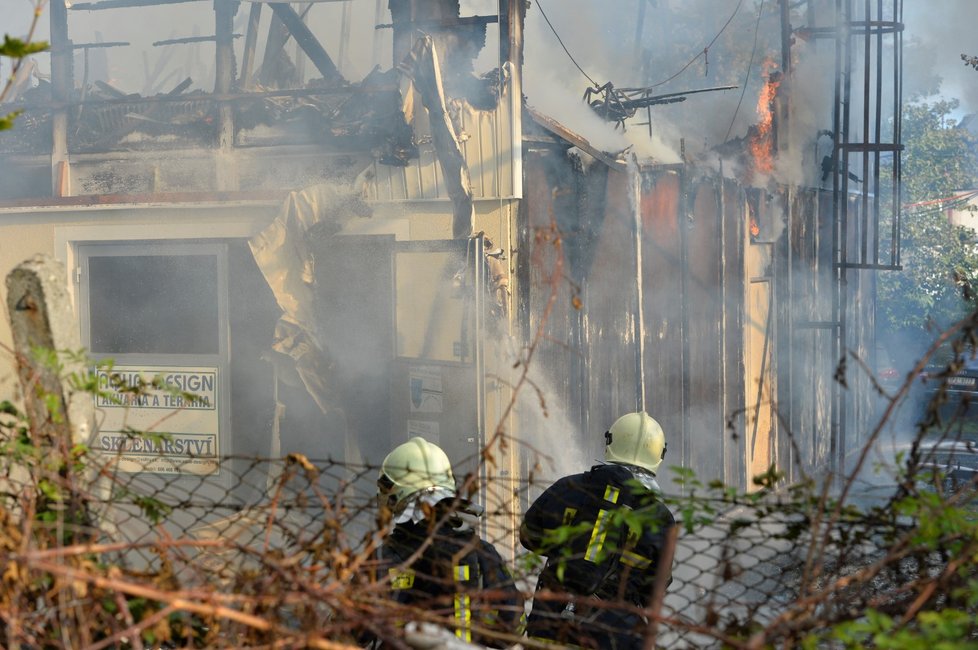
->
[93, 365, 220, 475]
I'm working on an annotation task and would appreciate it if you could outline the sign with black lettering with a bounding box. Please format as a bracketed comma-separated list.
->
[93, 365, 220, 475]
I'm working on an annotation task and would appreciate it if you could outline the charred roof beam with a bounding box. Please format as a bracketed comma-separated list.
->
[152, 35, 242, 46]
[375, 15, 499, 29]
[239, 2, 262, 88]
[70, 0, 200, 10]
[70, 41, 130, 49]
[267, 3, 344, 84]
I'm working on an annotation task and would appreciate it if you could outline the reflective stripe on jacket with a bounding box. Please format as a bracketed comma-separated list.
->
[381, 517, 524, 647]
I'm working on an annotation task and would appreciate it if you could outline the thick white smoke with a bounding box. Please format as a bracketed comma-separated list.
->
[903, 0, 978, 114]
[522, 0, 784, 164]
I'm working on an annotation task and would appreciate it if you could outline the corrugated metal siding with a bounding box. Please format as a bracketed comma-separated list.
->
[685, 180, 727, 484]
[523, 148, 594, 435]
[722, 179, 747, 487]
[365, 88, 519, 202]
[640, 172, 685, 487]
[587, 169, 643, 433]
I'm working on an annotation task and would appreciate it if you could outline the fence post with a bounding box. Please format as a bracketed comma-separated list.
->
[5, 254, 98, 649]
[642, 525, 679, 650]
[6, 253, 97, 540]
[6, 254, 93, 447]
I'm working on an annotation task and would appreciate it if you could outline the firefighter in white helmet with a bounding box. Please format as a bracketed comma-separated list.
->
[519, 412, 676, 650]
[369, 437, 523, 648]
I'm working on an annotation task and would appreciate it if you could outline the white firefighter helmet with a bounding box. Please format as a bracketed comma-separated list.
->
[604, 412, 667, 474]
[378, 437, 457, 511]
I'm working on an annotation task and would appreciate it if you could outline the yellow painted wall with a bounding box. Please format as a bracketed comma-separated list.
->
[744, 238, 776, 487]
[0, 204, 273, 403]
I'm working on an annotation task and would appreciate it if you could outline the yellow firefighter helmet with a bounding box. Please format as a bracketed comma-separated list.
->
[604, 412, 667, 474]
[378, 437, 457, 510]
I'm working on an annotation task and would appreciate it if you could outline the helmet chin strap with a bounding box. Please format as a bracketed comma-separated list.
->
[391, 486, 458, 525]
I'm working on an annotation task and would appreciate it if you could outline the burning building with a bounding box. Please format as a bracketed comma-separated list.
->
[0, 0, 904, 555]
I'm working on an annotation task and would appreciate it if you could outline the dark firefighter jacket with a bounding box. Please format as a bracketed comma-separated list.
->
[375, 511, 523, 648]
[519, 463, 676, 649]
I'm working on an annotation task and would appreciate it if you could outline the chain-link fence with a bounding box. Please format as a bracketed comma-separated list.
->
[1, 423, 975, 649]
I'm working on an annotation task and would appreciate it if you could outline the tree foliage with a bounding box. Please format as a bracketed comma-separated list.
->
[902, 99, 978, 203]
[1, 2, 49, 131]
[878, 99, 978, 340]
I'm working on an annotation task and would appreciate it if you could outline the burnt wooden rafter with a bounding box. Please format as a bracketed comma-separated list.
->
[69, 0, 352, 10]
[268, 3, 343, 83]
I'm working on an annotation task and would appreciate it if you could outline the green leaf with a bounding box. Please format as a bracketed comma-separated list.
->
[0, 35, 49, 58]
[132, 494, 173, 524]
[0, 110, 23, 131]
[38, 478, 61, 502]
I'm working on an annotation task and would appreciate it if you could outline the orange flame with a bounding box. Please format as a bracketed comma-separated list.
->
[749, 58, 782, 178]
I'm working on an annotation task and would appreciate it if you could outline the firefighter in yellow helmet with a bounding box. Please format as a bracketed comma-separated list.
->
[519, 412, 676, 650]
[370, 437, 523, 648]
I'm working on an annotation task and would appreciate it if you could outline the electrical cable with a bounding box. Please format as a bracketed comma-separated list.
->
[903, 191, 978, 219]
[647, 0, 744, 89]
[534, 0, 599, 87]
[904, 190, 978, 210]
[723, 0, 766, 142]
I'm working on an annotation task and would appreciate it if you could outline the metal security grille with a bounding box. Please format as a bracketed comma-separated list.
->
[791, 0, 905, 485]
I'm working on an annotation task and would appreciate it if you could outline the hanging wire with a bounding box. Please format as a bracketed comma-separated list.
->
[904, 190, 978, 211]
[534, 0, 600, 87]
[647, 0, 744, 89]
[723, 0, 766, 142]
[903, 190, 978, 219]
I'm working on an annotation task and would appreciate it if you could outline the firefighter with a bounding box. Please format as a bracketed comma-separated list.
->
[519, 412, 677, 650]
[371, 437, 523, 648]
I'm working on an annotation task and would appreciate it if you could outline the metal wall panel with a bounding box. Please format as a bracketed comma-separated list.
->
[366, 86, 520, 202]
[640, 171, 685, 491]
[686, 180, 726, 485]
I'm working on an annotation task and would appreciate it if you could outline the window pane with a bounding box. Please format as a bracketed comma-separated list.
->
[89, 254, 218, 355]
